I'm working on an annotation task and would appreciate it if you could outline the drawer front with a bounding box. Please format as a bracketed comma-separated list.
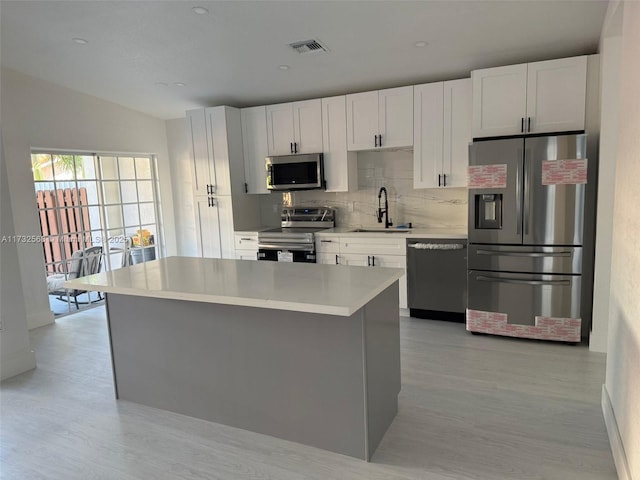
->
[341, 237, 405, 255]
[235, 250, 258, 261]
[468, 270, 581, 326]
[317, 253, 340, 265]
[315, 237, 340, 253]
[234, 233, 258, 250]
[468, 244, 582, 274]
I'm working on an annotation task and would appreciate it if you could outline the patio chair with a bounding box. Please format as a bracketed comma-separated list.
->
[47, 246, 103, 309]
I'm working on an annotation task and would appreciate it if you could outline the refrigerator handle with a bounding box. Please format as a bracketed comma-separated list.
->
[523, 151, 530, 236]
[515, 157, 522, 236]
[476, 275, 571, 286]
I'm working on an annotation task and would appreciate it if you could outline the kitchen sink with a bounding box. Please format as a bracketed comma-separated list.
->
[350, 229, 412, 234]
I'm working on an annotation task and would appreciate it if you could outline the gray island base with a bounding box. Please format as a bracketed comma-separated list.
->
[75, 258, 403, 461]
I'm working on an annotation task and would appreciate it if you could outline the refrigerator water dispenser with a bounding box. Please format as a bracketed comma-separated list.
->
[475, 194, 502, 229]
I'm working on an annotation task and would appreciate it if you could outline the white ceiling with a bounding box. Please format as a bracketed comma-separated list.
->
[0, 1, 608, 120]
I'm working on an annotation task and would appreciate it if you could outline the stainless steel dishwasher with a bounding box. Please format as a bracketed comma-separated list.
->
[407, 239, 467, 321]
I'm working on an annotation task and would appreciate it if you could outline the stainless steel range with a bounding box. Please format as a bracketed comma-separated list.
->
[258, 206, 335, 263]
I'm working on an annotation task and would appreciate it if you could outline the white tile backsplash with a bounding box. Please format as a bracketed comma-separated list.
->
[259, 150, 468, 229]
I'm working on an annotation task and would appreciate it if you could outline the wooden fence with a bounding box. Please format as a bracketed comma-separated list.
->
[36, 188, 92, 274]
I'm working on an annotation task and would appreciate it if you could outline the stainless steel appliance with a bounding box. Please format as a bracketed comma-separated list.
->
[266, 153, 324, 191]
[467, 134, 593, 343]
[407, 239, 467, 321]
[258, 206, 335, 263]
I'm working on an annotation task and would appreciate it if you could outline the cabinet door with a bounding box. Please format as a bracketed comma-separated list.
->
[370, 254, 407, 309]
[205, 107, 232, 196]
[526, 56, 587, 134]
[413, 82, 444, 189]
[378, 86, 414, 148]
[266, 103, 295, 156]
[317, 253, 340, 265]
[293, 99, 323, 154]
[241, 106, 270, 194]
[194, 197, 221, 258]
[187, 109, 213, 196]
[442, 78, 472, 188]
[346, 91, 379, 151]
[472, 64, 527, 138]
[315, 235, 340, 253]
[338, 253, 370, 267]
[235, 250, 258, 261]
[321, 96, 356, 192]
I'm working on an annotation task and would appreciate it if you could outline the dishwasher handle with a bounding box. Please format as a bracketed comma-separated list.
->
[408, 242, 465, 250]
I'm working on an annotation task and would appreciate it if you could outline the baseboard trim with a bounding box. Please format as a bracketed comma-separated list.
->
[602, 384, 633, 480]
[27, 308, 55, 330]
[0, 347, 36, 381]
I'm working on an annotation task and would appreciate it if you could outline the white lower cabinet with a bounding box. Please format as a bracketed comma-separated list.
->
[234, 232, 258, 260]
[316, 235, 408, 309]
[195, 196, 235, 259]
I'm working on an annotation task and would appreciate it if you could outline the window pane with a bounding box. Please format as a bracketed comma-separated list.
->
[135, 157, 152, 179]
[91, 229, 105, 247]
[101, 181, 121, 204]
[100, 156, 119, 180]
[77, 181, 99, 205]
[32, 154, 55, 181]
[139, 203, 156, 225]
[137, 181, 154, 202]
[53, 154, 78, 181]
[120, 181, 138, 203]
[76, 155, 97, 179]
[123, 204, 140, 227]
[105, 205, 123, 230]
[87, 206, 102, 231]
[119, 157, 136, 180]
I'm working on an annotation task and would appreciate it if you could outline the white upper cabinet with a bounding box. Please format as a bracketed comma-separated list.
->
[321, 96, 356, 192]
[266, 99, 323, 155]
[346, 86, 413, 151]
[414, 78, 471, 189]
[241, 106, 270, 194]
[525, 57, 587, 134]
[187, 109, 214, 197]
[378, 86, 414, 148]
[442, 79, 472, 188]
[472, 64, 527, 138]
[472, 56, 587, 138]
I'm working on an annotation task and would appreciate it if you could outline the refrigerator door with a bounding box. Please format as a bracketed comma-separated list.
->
[468, 138, 523, 244]
[467, 270, 582, 326]
[523, 134, 587, 246]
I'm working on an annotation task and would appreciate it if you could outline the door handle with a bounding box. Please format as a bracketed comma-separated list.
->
[476, 249, 571, 257]
[527, 117, 531, 133]
[294, 142, 298, 154]
[521, 118, 524, 133]
[378, 134, 382, 147]
[335, 254, 339, 265]
[371, 255, 375, 266]
[475, 275, 571, 286]
[374, 135, 378, 147]
[438, 174, 441, 187]
[443, 174, 447, 187]
[290, 142, 294, 154]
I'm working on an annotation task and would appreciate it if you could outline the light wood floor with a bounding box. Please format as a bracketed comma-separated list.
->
[1, 308, 616, 479]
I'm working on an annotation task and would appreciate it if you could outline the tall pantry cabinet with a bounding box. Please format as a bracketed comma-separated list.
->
[186, 106, 261, 259]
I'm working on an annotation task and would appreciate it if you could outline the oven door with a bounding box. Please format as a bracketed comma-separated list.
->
[258, 245, 316, 263]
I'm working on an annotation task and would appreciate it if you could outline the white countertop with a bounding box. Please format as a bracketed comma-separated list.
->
[65, 256, 403, 316]
[316, 227, 467, 239]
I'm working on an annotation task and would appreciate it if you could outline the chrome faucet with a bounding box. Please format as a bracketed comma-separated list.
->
[377, 187, 392, 228]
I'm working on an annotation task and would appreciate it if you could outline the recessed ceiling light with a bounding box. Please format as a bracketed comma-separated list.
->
[192, 6, 209, 15]
[72, 37, 88, 45]
[414, 41, 428, 48]
[174, 82, 186, 87]
[154, 82, 168, 87]
[278, 65, 290, 71]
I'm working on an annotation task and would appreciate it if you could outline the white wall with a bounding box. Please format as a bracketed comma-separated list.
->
[0, 131, 37, 380]
[602, 2, 640, 479]
[0, 68, 177, 330]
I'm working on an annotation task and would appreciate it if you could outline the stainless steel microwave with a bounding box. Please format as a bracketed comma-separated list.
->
[265, 153, 324, 191]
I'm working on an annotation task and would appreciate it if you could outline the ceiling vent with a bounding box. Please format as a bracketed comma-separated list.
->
[288, 39, 329, 55]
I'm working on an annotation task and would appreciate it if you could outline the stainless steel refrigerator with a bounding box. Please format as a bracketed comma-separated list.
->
[467, 134, 594, 343]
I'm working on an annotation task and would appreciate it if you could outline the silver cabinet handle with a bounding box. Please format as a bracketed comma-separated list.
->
[476, 249, 571, 258]
[475, 275, 570, 286]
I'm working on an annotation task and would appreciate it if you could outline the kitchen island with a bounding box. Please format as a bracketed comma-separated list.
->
[65, 256, 403, 460]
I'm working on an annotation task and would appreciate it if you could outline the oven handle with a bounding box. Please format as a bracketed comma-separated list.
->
[476, 249, 571, 258]
[258, 243, 314, 252]
[475, 275, 571, 286]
